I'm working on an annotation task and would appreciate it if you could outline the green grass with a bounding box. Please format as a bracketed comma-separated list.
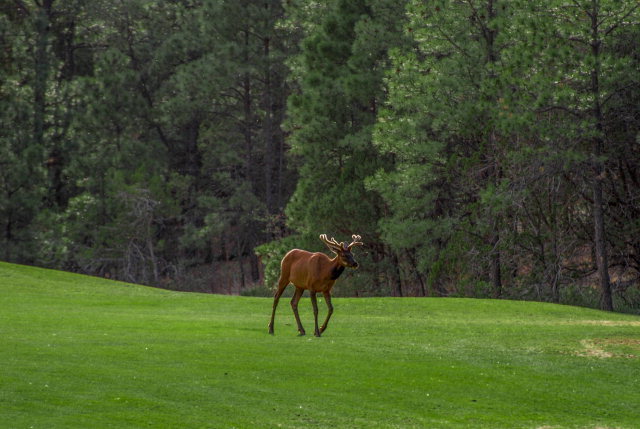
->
[1, 261, 639, 428]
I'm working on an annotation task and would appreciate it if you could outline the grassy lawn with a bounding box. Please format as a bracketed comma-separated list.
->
[1, 261, 639, 428]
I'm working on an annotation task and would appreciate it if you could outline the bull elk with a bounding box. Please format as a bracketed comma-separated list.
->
[268, 234, 364, 337]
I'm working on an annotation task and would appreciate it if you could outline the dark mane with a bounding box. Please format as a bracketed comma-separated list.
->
[330, 265, 345, 280]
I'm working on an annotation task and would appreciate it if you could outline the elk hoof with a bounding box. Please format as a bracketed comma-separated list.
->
[298, 330, 306, 336]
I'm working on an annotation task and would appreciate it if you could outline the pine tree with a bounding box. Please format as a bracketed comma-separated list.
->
[280, 0, 408, 295]
[518, 0, 640, 310]
[372, 0, 518, 296]
[374, 0, 640, 307]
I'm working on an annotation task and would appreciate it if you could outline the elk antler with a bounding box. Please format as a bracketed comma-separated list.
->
[348, 234, 363, 250]
[320, 234, 344, 253]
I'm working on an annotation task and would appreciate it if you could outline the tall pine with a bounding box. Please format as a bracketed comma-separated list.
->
[372, 0, 517, 296]
[280, 0, 408, 295]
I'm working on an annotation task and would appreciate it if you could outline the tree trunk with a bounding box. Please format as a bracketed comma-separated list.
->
[590, 1, 613, 311]
[242, 30, 253, 186]
[486, 0, 502, 298]
[392, 252, 403, 297]
[593, 177, 612, 310]
[262, 6, 274, 214]
[593, 172, 613, 310]
[490, 230, 503, 298]
[34, 1, 53, 155]
[3, 214, 13, 260]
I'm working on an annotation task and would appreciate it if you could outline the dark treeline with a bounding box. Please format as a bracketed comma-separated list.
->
[1, 0, 639, 312]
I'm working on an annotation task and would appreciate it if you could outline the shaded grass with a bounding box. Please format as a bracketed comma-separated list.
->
[1, 261, 639, 428]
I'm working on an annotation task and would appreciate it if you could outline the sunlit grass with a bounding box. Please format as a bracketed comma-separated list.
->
[1, 261, 639, 428]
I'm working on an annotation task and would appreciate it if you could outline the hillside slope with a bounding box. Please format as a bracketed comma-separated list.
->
[1, 262, 639, 428]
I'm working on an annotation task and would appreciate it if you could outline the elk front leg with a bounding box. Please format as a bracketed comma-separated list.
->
[290, 287, 305, 336]
[310, 292, 321, 337]
[320, 291, 333, 334]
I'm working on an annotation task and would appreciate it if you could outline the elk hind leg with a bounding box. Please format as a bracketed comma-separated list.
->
[319, 291, 333, 334]
[310, 292, 321, 337]
[290, 287, 305, 336]
[268, 277, 289, 335]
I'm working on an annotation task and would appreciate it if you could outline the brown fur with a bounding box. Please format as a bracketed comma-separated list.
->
[283, 249, 343, 293]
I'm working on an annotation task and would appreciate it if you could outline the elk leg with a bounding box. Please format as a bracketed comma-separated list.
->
[290, 287, 305, 336]
[268, 280, 288, 335]
[310, 292, 320, 337]
[319, 291, 333, 334]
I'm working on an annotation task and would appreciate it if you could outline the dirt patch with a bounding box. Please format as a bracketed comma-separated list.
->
[576, 340, 615, 358]
[575, 338, 639, 359]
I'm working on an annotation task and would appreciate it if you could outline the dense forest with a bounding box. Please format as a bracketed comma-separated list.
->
[1, 0, 639, 312]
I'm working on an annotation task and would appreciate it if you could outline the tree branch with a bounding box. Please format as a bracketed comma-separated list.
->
[603, 3, 640, 37]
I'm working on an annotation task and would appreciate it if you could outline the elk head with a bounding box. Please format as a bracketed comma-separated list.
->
[319, 234, 364, 269]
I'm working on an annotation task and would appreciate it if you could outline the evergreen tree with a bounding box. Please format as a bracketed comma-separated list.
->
[374, 0, 640, 308]
[372, 0, 517, 296]
[518, 0, 640, 310]
[1, 2, 46, 261]
[278, 0, 408, 295]
[1, 0, 295, 290]
[2, 0, 638, 308]
[0, 0, 90, 263]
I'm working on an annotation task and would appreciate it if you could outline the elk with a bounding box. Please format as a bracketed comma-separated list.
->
[268, 234, 364, 337]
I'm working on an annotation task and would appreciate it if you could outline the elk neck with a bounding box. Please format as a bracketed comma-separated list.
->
[329, 258, 345, 280]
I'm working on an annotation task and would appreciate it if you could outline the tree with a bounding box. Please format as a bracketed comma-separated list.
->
[1, 0, 90, 262]
[374, 0, 640, 308]
[1, 0, 296, 291]
[277, 0, 408, 295]
[372, 0, 518, 296]
[519, 0, 640, 310]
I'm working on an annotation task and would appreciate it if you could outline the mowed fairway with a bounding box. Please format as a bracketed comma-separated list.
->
[1, 262, 639, 428]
